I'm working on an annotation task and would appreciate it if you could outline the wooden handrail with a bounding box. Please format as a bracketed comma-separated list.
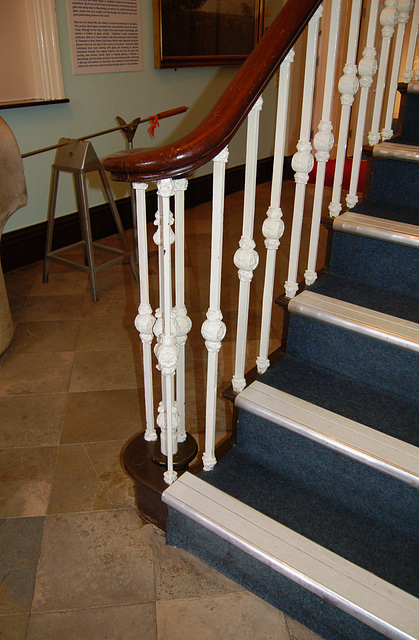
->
[103, 0, 322, 183]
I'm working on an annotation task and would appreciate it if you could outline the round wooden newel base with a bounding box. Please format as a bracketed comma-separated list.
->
[123, 431, 198, 530]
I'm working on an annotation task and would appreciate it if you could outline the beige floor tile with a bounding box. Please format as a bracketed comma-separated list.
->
[0, 352, 73, 396]
[32, 510, 155, 611]
[156, 591, 290, 640]
[93, 264, 137, 295]
[76, 315, 138, 351]
[0, 394, 66, 448]
[0, 447, 57, 517]
[82, 289, 139, 319]
[26, 603, 156, 640]
[29, 271, 89, 297]
[61, 388, 142, 444]
[9, 320, 80, 354]
[0, 614, 28, 639]
[150, 527, 242, 601]
[69, 349, 138, 392]
[48, 445, 112, 515]
[286, 616, 324, 640]
[186, 234, 214, 270]
[84, 441, 135, 508]
[20, 295, 85, 322]
[184, 203, 213, 236]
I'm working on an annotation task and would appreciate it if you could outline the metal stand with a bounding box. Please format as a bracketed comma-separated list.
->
[43, 138, 137, 301]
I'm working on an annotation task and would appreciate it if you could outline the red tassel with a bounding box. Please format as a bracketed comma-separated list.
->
[149, 115, 160, 138]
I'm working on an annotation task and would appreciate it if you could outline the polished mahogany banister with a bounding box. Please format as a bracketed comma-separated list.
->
[103, 0, 323, 183]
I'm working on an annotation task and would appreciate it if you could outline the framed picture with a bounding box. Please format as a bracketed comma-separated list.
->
[153, 0, 265, 68]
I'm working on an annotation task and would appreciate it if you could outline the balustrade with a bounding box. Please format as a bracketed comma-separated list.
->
[104, 0, 418, 493]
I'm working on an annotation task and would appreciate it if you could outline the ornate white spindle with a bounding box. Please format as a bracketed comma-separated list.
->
[201, 147, 229, 471]
[402, 0, 419, 81]
[232, 96, 263, 393]
[305, 0, 343, 286]
[347, 0, 380, 208]
[382, 1, 414, 140]
[368, 0, 399, 146]
[173, 178, 192, 443]
[328, 0, 363, 218]
[133, 182, 157, 442]
[285, 5, 323, 298]
[256, 51, 293, 374]
[154, 179, 179, 485]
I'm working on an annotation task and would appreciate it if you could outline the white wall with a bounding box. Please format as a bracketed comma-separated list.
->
[2, 0, 280, 234]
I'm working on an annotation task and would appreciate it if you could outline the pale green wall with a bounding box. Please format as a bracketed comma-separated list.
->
[2, 0, 280, 234]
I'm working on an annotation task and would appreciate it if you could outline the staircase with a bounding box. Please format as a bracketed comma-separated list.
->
[163, 82, 419, 640]
[163, 85, 419, 640]
[103, 1, 419, 638]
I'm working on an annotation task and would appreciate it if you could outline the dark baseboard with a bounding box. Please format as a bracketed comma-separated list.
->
[1, 155, 284, 273]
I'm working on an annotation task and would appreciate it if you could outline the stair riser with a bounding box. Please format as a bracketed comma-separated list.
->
[167, 509, 390, 640]
[286, 314, 419, 400]
[328, 231, 418, 296]
[369, 158, 419, 210]
[400, 93, 419, 139]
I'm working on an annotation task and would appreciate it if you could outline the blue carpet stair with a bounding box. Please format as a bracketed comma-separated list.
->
[163, 82, 419, 639]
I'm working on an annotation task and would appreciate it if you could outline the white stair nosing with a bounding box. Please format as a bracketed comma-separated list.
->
[373, 141, 419, 164]
[333, 212, 419, 248]
[236, 381, 419, 487]
[335, 212, 419, 237]
[407, 81, 419, 94]
[163, 473, 419, 640]
[288, 290, 419, 353]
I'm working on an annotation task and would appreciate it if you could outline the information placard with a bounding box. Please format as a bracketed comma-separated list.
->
[67, 0, 142, 74]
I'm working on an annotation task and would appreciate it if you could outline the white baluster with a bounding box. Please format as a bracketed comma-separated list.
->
[347, 0, 380, 208]
[285, 6, 323, 298]
[257, 51, 294, 374]
[305, 0, 343, 286]
[173, 178, 192, 443]
[368, 0, 399, 146]
[154, 178, 179, 485]
[133, 183, 157, 442]
[382, 1, 414, 140]
[232, 96, 263, 393]
[328, 0, 363, 218]
[201, 147, 229, 471]
[402, 0, 419, 82]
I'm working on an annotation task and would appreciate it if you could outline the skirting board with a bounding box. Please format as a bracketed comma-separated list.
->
[1, 155, 287, 273]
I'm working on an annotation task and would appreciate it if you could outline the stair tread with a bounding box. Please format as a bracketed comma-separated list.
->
[309, 273, 418, 323]
[163, 472, 419, 640]
[258, 354, 419, 446]
[289, 290, 419, 353]
[367, 157, 419, 211]
[333, 211, 419, 248]
[236, 380, 419, 486]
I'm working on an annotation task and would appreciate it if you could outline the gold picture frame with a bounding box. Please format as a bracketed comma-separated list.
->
[153, 0, 265, 69]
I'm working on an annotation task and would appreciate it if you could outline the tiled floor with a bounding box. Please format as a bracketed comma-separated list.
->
[0, 182, 327, 639]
